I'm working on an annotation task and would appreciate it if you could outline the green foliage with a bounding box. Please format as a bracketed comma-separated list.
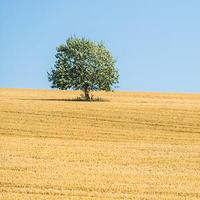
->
[48, 36, 119, 100]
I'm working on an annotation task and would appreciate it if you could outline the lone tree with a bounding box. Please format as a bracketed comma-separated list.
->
[48, 37, 119, 100]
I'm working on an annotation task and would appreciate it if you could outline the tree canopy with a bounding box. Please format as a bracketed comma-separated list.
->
[48, 37, 119, 100]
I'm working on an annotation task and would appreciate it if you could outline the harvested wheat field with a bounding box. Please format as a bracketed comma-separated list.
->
[0, 88, 200, 200]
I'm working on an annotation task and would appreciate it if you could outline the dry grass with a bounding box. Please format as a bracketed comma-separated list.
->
[0, 88, 200, 200]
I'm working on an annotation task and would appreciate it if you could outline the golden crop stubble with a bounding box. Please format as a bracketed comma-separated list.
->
[0, 88, 200, 200]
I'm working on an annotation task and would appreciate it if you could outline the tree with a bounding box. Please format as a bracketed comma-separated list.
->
[48, 36, 119, 100]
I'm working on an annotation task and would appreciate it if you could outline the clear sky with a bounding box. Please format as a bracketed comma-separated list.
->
[1, 0, 200, 92]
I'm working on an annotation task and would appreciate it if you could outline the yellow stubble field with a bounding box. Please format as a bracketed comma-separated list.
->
[0, 88, 199, 200]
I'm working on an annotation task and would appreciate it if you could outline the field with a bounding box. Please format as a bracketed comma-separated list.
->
[0, 88, 200, 200]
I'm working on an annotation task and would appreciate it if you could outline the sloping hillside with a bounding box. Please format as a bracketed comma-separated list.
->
[0, 88, 200, 199]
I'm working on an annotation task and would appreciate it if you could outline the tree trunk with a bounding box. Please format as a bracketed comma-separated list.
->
[84, 88, 90, 100]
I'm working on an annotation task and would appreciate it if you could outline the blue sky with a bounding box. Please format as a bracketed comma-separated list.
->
[1, 0, 200, 92]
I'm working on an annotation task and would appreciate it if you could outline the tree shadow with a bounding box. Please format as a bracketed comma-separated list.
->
[18, 97, 109, 102]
